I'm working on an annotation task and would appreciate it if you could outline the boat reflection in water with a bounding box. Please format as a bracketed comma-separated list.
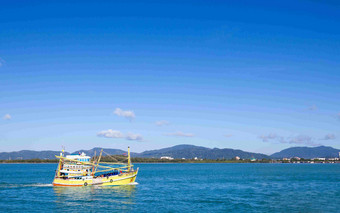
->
[53, 185, 137, 209]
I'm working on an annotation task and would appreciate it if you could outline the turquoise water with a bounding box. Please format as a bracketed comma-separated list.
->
[0, 163, 339, 212]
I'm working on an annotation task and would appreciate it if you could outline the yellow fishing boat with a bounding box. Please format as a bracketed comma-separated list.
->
[52, 147, 138, 187]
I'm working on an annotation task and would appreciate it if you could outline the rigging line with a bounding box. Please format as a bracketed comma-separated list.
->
[119, 157, 128, 162]
[99, 162, 128, 165]
[102, 150, 119, 162]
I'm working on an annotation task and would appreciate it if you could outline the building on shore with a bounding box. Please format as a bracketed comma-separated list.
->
[312, 158, 326, 161]
[160, 156, 174, 160]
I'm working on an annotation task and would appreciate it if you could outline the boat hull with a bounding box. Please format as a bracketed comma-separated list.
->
[53, 169, 138, 187]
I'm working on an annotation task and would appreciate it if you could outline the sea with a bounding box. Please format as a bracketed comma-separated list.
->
[0, 163, 339, 212]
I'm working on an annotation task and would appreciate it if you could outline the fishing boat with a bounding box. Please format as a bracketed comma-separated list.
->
[52, 147, 138, 187]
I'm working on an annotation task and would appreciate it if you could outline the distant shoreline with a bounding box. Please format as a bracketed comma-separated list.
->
[1, 161, 339, 164]
[0, 162, 58, 164]
[1, 155, 339, 164]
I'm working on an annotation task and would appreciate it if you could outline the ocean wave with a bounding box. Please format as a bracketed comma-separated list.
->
[0, 183, 53, 188]
[127, 182, 138, 185]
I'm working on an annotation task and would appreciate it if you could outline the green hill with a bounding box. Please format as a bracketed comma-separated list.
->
[271, 146, 340, 159]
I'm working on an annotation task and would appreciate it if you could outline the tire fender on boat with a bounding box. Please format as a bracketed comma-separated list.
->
[84, 182, 88, 186]
[110, 179, 113, 183]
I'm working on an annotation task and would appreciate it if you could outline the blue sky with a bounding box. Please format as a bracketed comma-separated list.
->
[1, 0, 340, 154]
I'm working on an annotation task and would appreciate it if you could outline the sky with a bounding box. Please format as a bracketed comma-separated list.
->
[1, 0, 340, 154]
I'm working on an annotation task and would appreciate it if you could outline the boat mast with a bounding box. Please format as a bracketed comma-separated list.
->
[128, 146, 131, 172]
[56, 148, 64, 177]
[91, 150, 97, 175]
[93, 149, 103, 175]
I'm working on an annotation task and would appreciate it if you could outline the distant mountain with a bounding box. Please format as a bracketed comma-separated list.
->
[0, 145, 269, 160]
[72, 147, 132, 157]
[271, 146, 340, 159]
[0, 148, 130, 160]
[136, 144, 269, 159]
[2, 145, 339, 160]
[0, 150, 70, 160]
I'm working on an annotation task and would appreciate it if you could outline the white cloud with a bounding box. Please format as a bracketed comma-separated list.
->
[97, 129, 124, 138]
[322, 133, 336, 140]
[0, 58, 5, 67]
[165, 131, 194, 137]
[97, 129, 143, 141]
[308, 105, 318, 111]
[224, 134, 233, 138]
[155, 120, 170, 126]
[126, 133, 143, 141]
[259, 133, 280, 142]
[259, 133, 320, 146]
[288, 135, 318, 146]
[3, 114, 11, 120]
[113, 108, 135, 121]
